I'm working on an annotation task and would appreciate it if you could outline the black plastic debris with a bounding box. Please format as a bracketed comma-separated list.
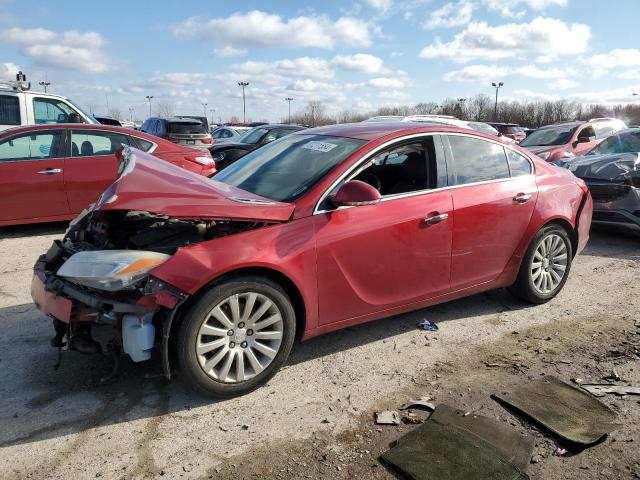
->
[493, 376, 620, 445]
[381, 405, 533, 480]
[418, 319, 438, 331]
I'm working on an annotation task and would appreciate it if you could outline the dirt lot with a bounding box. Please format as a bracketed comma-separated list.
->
[0, 223, 638, 480]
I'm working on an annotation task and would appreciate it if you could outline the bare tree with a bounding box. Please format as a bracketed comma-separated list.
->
[107, 108, 122, 120]
[155, 102, 175, 118]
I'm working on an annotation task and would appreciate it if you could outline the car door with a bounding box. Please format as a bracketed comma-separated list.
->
[0, 129, 69, 222]
[64, 129, 130, 213]
[314, 135, 453, 325]
[444, 134, 538, 290]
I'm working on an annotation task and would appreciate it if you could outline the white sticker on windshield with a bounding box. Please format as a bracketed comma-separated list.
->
[302, 141, 338, 153]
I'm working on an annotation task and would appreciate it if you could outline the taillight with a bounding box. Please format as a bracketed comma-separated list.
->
[202, 137, 213, 144]
[576, 178, 589, 194]
[186, 155, 215, 166]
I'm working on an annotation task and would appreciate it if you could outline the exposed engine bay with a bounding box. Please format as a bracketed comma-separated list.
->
[34, 209, 272, 377]
[64, 209, 269, 255]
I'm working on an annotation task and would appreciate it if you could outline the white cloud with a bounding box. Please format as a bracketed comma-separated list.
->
[366, 0, 393, 12]
[151, 72, 217, 87]
[172, 10, 373, 48]
[481, 0, 567, 18]
[590, 49, 640, 69]
[443, 63, 574, 81]
[226, 57, 334, 84]
[509, 85, 640, 105]
[368, 77, 412, 88]
[423, 1, 474, 30]
[548, 78, 578, 90]
[0, 27, 109, 74]
[619, 70, 640, 80]
[419, 17, 590, 63]
[214, 45, 248, 58]
[332, 53, 385, 73]
[0, 62, 20, 81]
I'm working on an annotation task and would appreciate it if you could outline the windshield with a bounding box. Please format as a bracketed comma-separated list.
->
[214, 134, 366, 202]
[520, 125, 577, 147]
[167, 122, 207, 134]
[588, 131, 640, 155]
[240, 128, 268, 144]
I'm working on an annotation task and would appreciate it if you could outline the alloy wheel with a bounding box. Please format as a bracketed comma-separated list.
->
[530, 233, 568, 294]
[196, 292, 284, 383]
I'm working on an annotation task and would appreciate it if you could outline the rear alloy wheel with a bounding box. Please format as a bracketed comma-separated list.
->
[176, 277, 296, 397]
[509, 224, 573, 304]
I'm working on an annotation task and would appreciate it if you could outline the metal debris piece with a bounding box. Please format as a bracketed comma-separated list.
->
[417, 319, 438, 331]
[581, 384, 640, 397]
[399, 400, 436, 411]
[603, 369, 621, 381]
[375, 411, 400, 425]
[553, 447, 567, 457]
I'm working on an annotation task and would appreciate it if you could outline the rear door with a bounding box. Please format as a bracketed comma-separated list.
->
[0, 129, 69, 222]
[444, 135, 538, 290]
[64, 129, 131, 213]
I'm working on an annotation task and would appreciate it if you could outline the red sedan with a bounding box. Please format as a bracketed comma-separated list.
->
[0, 124, 215, 226]
[31, 122, 592, 397]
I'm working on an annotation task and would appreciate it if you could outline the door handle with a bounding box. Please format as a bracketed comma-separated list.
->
[423, 213, 449, 224]
[37, 168, 63, 175]
[513, 193, 532, 203]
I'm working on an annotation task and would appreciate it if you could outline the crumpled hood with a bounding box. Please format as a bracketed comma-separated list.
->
[94, 147, 295, 222]
[563, 152, 640, 184]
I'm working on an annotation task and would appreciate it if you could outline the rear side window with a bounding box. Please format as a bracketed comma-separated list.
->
[167, 122, 207, 134]
[0, 131, 63, 161]
[448, 135, 510, 185]
[71, 130, 129, 157]
[0, 95, 20, 125]
[506, 149, 532, 176]
[129, 136, 154, 152]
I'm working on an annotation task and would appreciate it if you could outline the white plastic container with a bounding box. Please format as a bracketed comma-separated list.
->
[122, 314, 155, 362]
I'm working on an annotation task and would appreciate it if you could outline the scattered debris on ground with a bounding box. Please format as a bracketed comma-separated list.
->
[581, 384, 640, 397]
[417, 319, 438, 331]
[375, 411, 400, 426]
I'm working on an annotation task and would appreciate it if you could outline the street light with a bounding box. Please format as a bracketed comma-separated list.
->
[285, 97, 294, 124]
[129, 107, 135, 122]
[202, 102, 208, 118]
[145, 95, 153, 117]
[209, 108, 216, 126]
[491, 82, 503, 121]
[38, 81, 50, 93]
[238, 81, 249, 123]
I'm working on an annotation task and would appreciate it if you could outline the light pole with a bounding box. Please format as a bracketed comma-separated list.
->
[311, 103, 317, 127]
[39, 81, 50, 93]
[285, 97, 294, 124]
[238, 81, 249, 123]
[209, 108, 216, 126]
[202, 102, 208, 118]
[145, 95, 153, 117]
[129, 107, 135, 122]
[491, 82, 503, 121]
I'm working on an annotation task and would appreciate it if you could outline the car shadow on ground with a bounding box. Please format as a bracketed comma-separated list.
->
[0, 226, 634, 449]
[0, 221, 68, 240]
[583, 227, 639, 261]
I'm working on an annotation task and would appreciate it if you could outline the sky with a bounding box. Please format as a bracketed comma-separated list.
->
[1, 0, 640, 122]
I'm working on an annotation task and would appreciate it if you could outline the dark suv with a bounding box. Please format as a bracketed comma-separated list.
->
[140, 117, 213, 150]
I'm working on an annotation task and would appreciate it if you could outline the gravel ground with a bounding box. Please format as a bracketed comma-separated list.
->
[0, 223, 638, 480]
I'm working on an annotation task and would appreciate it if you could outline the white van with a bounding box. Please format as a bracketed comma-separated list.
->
[0, 72, 98, 132]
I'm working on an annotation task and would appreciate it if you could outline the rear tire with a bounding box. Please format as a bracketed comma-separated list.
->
[509, 224, 573, 304]
[176, 276, 296, 397]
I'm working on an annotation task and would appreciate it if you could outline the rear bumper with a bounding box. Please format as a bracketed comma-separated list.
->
[576, 193, 593, 255]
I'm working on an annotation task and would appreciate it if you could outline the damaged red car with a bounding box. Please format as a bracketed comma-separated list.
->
[31, 122, 593, 397]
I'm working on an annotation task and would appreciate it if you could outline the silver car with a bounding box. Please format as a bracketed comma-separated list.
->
[211, 126, 253, 146]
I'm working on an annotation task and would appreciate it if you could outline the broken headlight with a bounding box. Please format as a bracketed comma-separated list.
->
[57, 250, 170, 291]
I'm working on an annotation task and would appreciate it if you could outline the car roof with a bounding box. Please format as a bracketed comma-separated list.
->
[165, 117, 202, 124]
[292, 121, 488, 141]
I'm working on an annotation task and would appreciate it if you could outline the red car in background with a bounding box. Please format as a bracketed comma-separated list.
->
[0, 124, 215, 226]
[489, 123, 526, 143]
[520, 118, 627, 162]
[31, 122, 592, 397]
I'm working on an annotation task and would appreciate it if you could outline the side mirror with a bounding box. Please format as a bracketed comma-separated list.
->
[329, 180, 381, 207]
[577, 135, 591, 144]
[68, 113, 83, 123]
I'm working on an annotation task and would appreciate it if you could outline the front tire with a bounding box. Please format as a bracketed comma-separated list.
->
[509, 224, 573, 304]
[176, 276, 296, 397]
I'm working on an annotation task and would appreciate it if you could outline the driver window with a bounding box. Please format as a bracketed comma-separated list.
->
[351, 137, 441, 196]
[577, 126, 595, 141]
[33, 98, 76, 124]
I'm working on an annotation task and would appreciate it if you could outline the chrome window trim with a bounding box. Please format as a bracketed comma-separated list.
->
[0, 129, 65, 163]
[67, 129, 158, 157]
[313, 131, 535, 215]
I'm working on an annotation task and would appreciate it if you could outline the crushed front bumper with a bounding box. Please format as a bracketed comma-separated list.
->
[587, 182, 640, 230]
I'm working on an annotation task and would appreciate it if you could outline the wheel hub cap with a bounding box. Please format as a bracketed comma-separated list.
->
[195, 292, 284, 383]
[530, 233, 568, 295]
